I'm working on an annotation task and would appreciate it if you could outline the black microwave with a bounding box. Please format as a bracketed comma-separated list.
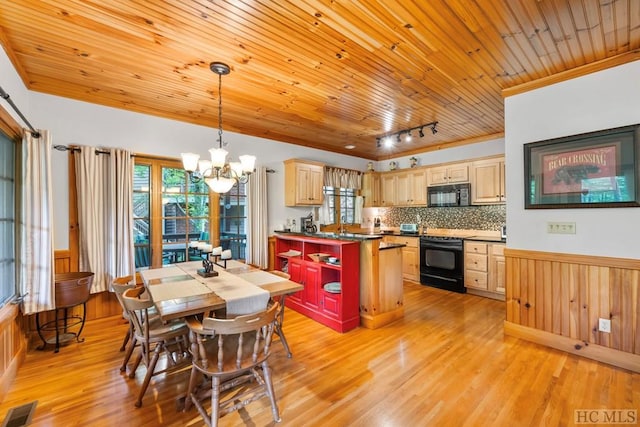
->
[427, 183, 471, 207]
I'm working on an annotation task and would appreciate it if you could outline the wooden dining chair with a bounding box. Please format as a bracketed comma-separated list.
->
[268, 270, 293, 358]
[111, 274, 150, 372]
[121, 287, 190, 407]
[184, 302, 281, 426]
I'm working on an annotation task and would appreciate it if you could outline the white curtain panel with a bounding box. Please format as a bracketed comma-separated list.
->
[19, 130, 55, 314]
[75, 146, 134, 293]
[108, 148, 135, 279]
[246, 167, 268, 268]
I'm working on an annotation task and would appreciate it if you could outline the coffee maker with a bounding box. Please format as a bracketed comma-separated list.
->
[301, 215, 317, 233]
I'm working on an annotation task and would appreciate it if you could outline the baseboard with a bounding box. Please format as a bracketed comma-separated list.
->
[466, 288, 505, 301]
[504, 321, 640, 373]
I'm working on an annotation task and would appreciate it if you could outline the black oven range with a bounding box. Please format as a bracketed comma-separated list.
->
[419, 235, 465, 293]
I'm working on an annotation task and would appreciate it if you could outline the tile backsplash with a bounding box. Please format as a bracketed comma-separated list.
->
[366, 205, 506, 231]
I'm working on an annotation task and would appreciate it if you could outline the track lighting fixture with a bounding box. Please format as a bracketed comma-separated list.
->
[376, 121, 438, 149]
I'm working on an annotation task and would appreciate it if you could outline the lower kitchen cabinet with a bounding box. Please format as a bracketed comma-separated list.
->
[490, 243, 505, 294]
[382, 235, 419, 281]
[274, 234, 360, 332]
[464, 240, 505, 300]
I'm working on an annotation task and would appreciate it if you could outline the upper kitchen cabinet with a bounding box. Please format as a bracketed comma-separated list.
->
[284, 159, 325, 206]
[471, 157, 506, 204]
[401, 168, 427, 206]
[379, 168, 427, 207]
[380, 173, 397, 206]
[361, 172, 381, 207]
[428, 162, 469, 185]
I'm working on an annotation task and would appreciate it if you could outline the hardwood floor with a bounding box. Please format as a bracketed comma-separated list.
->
[1, 282, 638, 426]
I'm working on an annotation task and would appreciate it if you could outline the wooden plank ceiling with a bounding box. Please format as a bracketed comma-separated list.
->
[0, 1, 638, 160]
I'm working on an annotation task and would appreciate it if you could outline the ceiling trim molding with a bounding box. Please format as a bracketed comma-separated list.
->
[502, 50, 640, 98]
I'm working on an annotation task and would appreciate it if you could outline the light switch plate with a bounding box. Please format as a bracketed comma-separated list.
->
[547, 222, 576, 234]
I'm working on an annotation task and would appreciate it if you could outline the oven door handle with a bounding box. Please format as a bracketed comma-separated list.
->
[421, 243, 463, 251]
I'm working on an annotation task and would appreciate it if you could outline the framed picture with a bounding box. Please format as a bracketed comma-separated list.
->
[524, 124, 640, 209]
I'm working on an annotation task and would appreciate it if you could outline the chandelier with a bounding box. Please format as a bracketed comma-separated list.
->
[181, 62, 255, 193]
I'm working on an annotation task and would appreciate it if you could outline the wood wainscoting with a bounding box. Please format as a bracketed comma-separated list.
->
[25, 250, 122, 346]
[504, 248, 640, 372]
[0, 304, 26, 403]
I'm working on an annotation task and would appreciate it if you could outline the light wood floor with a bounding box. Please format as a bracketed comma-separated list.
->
[1, 282, 638, 426]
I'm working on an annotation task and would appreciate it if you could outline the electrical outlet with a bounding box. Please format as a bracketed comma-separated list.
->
[598, 318, 611, 333]
[547, 221, 576, 234]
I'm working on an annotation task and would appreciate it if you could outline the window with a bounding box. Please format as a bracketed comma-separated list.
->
[133, 158, 213, 268]
[0, 132, 15, 306]
[323, 186, 356, 224]
[219, 182, 247, 260]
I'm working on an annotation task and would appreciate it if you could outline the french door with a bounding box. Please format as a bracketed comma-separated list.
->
[133, 158, 217, 269]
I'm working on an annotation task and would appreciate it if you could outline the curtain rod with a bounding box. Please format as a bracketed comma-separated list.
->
[0, 86, 41, 138]
[54, 144, 113, 155]
[54, 144, 276, 172]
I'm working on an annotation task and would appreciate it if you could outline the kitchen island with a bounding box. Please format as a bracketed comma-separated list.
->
[274, 232, 404, 331]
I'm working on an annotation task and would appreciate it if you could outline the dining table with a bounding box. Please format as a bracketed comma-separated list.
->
[139, 260, 303, 321]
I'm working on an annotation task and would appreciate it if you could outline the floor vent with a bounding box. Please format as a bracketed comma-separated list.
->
[1, 401, 37, 427]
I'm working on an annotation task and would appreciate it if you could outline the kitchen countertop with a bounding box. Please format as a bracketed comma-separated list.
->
[274, 229, 505, 243]
[379, 242, 406, 250]
[274, 230, 383, 241]
[464, 236, 506, 243]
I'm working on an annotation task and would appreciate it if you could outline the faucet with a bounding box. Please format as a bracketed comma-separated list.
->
[340, 216, 345, 234]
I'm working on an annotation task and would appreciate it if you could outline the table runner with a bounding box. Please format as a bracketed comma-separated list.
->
[237, 270, 288, 287]
[177, 261, 270, 315]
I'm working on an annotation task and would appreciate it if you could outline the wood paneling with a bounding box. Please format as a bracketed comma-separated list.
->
[25, 250, 122, 347]
[1, 281, 638, 425]
[1, 1, 639, 159]
[505, 248, 640, 372]
[0, 304, 26, 403]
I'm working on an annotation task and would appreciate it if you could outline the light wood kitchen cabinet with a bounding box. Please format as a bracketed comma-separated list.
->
[379, 168, 427, 206]
[383, 235, 419, 281]
[361, 172, 381, 207]
[428, 162, 469, 185]
[471, 157, 506, 204]
[405, 168, 427, 205]
[464, 240, 505, 300]
[380, 173, 397, 206]
[464, 242, 488, 290]
[490, 243, 505, 294]
[284, 159, 324, 206]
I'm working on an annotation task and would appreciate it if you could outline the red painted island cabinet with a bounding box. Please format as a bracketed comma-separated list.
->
[274, 234, 360, 332]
